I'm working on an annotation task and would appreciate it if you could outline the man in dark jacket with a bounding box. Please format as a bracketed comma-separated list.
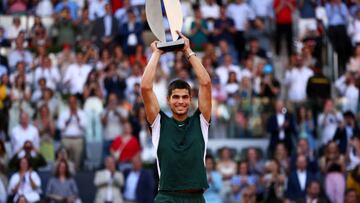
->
[333, 111, 360, 154]
[123, 154, 155, 203]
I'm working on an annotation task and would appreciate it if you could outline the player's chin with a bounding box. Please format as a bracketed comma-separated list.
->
[175, 108, 189, 115]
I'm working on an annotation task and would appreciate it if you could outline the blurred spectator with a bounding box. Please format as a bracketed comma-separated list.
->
[119, 9, 143, 55]
[93, 3, 118, 49]
[89, 0, 108, 21]
[291, 138, 318, 174]
[33, 105, 56, 162]
[298, 0, 317, 39]
[226, 0, 255, 59]
[267, 100, 297, 154]
[0, 74, 10, 139]
[215, 54, 241, 86]
[0, 140, 7, 171]
[54, 7, 76, 47]
[6, 17, 23, 41]
[114, 0, 136, 25]
[33, 56, 61, 90]
[347, 135, 360, 171]
[103, 62, 127, 100]
[76, 8, 93, 48]
[246, 148, 264, 176]
[57, 95, 87, 169]
[35, 0, 53, 17]
[273, 143, 290, 174]
[284, 155, 316, 201]
[348, 9, 360, 45]
[335, 71, 359, 114]
[326, 0, 352, 71]
[249, 0, 273, 19]
[96, 49, 112, 71]
[317, 99, 344, 146]
[345, 188, 359, 203]
[53, 148, 76, 176]
[319, 141, 345, 173]
[204, 155, 222, 203]
[231, 161, 258, 191]
[296, 106, 316, 151]
[110, 121, 140, 169]
[9, 141, 46, 171]
[262, 160, 286, 202]
[190, 7, 209, 51]
[7, 157, 41, 203]
[225, 176, 241, 203]
[54, 0, 78, 20]
[333, 111, 359, 155]
[30, 16, 51, 48]
[296, 181, 326, 203]
[347, 44, 360, 72]
[8, 38, 33, 71]
[125, 63, 142, 95]
[325, 163, 346, 203]
[62, 52, 92, 96]
[46, 160, 80, 203]
[11, 111, 40, 153]
[241, 185, 257, 203]
[129, 45, 147, 67]
[201, 0, 220, 20]
[94, 156, 124, 203]
[284, 54, 314, 103]
[259, 64, 280, 99]
[0, 172, 6, 203]
[123, 154, 155, 203]
[56, 44, 75, 76]
[347, 164, 360, 198]
[0, 26, 11, 47]
[273, 0, 296, 56]
[217, 147, 237, 181]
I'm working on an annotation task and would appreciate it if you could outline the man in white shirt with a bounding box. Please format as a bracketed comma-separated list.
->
[249, 0, 274, 19]
[6, 17, 24, 41]
[11, 112, 40, 154]
[317, 99, 344, 146]
[201, 0, 220, 20]
[215, 54, 242, 86]
[284, 54, 314, 103]
[335, 72, 359, 114]
[8, 37, 33, 72]
[62, 52, 92, 95]
[33, 56, 61, 90]
[89, 0, 108, 20]
[57, 95, 87, 169]
[226, 0, 255, 56]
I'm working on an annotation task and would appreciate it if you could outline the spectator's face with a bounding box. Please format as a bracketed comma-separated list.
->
[242, 188, 256, 203]
[17, 196, 27, 203]
[239, 162, 248, 175]
[20, 158, 29, 171]
[123, 122, 132, 135]
[275, 100, 284, 113]
[105, 157, 116, 171]
[296, 156, 307, 171]
[132, 155, 142, 170]
[13, 18, 21, 26]
[59, 162, 67, 175]
[68, 96, 78, 111]
[205, 158, 214, 171]
[16, 62, 25, 73]
[42, 58, 51, 68]
[221, 148, 231, 160]
[224, 55, 232, 66]
[105, 4, 111, 14]
[324, 100, 334, 112]
[298, 139, 309, 154]
[308, 182, 320, 198]
[23, 141, 33, 152]
[355, 46, 360, 57]
[345, 191, 358, 203]
[328, 142, 338, 154]
[107, 94, 118, 108]
[167, 88, 191, 116]
[247, 149, 257, 162]
[76, 53, 84, 64]
[20, 113, 29, 127]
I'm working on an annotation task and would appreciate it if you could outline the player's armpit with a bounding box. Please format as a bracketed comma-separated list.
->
[141, 88, 160, 124]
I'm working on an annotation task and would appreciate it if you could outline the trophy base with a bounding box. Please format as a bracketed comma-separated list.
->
[157, 39, 185, 52]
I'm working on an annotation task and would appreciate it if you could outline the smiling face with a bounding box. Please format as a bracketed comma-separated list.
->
[167, 88, 191, 117]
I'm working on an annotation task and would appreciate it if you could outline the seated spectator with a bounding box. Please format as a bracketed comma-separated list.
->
[33, 105, 56, 162]
[296, 106, 316, 151]
[36, 88, 58, 118]
[53, 148, 76, 176]
[317, 99, 344, 147]
[6, 17, 23, 41]
[319, 141, 346, 173]
[57, 95, 87, 170]
[123, 154, 155, 203]
[204, 155, 223, 203]
[11, 112, 40, 153]
[46, 160, 80, 203]
[285, 155, 316, 201]
[101, 93, 128, 157]
[345, 188, 359, 203]
[262, 160, 286, 202]
[56, 44, 75, 76]
[333, 111, 359, 155]
[95, 49, 112, 72]
[33, 57, 61, 91]
[347, 135, 360, 171]
[215, 55, 241, 86]
[267, 100, 297, 155]
[224, 71, 239, 96]
[217, 147, 237, 181]
[7, 157, 41, 203]
[8, 38, 33, 71]
[9, 74, 32, 123]
[103, 62, 127, 100]
[29, 17, 51, 48]
[190, 7, 209, 51]
[9, 141, 47, 171]
[231, 161, 258, 192]
[110, 121, 141, 169]
[296, 181, 326, 203]
[290, 138, 318, 174]
[325, 163, 346, 203]
[88, 0, 107, 20]
[246, 148, 264, 176]
[94, 156, 124, 203]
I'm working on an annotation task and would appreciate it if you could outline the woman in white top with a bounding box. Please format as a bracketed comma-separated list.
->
[8, 157, 41, 203]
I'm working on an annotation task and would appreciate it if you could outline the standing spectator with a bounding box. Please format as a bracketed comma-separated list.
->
[284, 54, 314, 103]
[119, 9, 144, 55]
[8, 38, 33, 72]
[7, 158, 41, 203]
[285, 155, 316, 202]
[291, 138, 318, 174]
[92, 3, 118, 49]
[54, 8, 76, 47]
[56, 44, 75, 76]
[296, 106, 316, 151]
[298, 0, 317, 39]
[57, 95, 87, 170]
[33, 56, 61, 90]
[259, 64, 280, 99]
[262, 160, 286, 202]
[201, 0, 220, 20]
[335, 71, 359, 114]
[317, 99, 344, 146]
[9, 141, 47, 171]
[325, 163, 346, 203]
[35, 0, 54, 17]
[53, 148, 76, 176]
[76, 8, 93, 48]
[267, 100, 297, 154]
[110, 121, 140, 169]
[273, 0, 296, 56]
[319, 141, 345, 173]
[46, 160, 80, 203]
[6, 17, 23, 41]
[273, 143, 290, 174]
[88, 0, 108, 21]
[348, 9, 360, 45]
[325, 0, 352, 72]
[217, 147, 237, 181]
[347, 135, 360, 171]
[204, 155, 223, 203]
[62, 52, 92, 96]
[54, 0, 79, 20]
[101, 93, 128, 157]
[213, 7, 236, 46]
[226, 0, 255, 59]
[11, 112, 40, 153]
[190, 7, 209, 51]
[333, 111, 359, 155]
[296, 181, 326, 203]
[94, 156, 124, 203]
[123, 154, 155, 203]
[103, 62, 127, 100]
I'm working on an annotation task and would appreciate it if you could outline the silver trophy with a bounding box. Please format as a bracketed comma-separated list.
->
[145, 0, 185, 51]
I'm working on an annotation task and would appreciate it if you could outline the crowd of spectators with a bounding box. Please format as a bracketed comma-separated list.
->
[0, 0, 359, 203]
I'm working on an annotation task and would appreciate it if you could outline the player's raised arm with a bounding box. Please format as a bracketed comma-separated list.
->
[177, 31, 212, 122]
[140, 41, 163, 124]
